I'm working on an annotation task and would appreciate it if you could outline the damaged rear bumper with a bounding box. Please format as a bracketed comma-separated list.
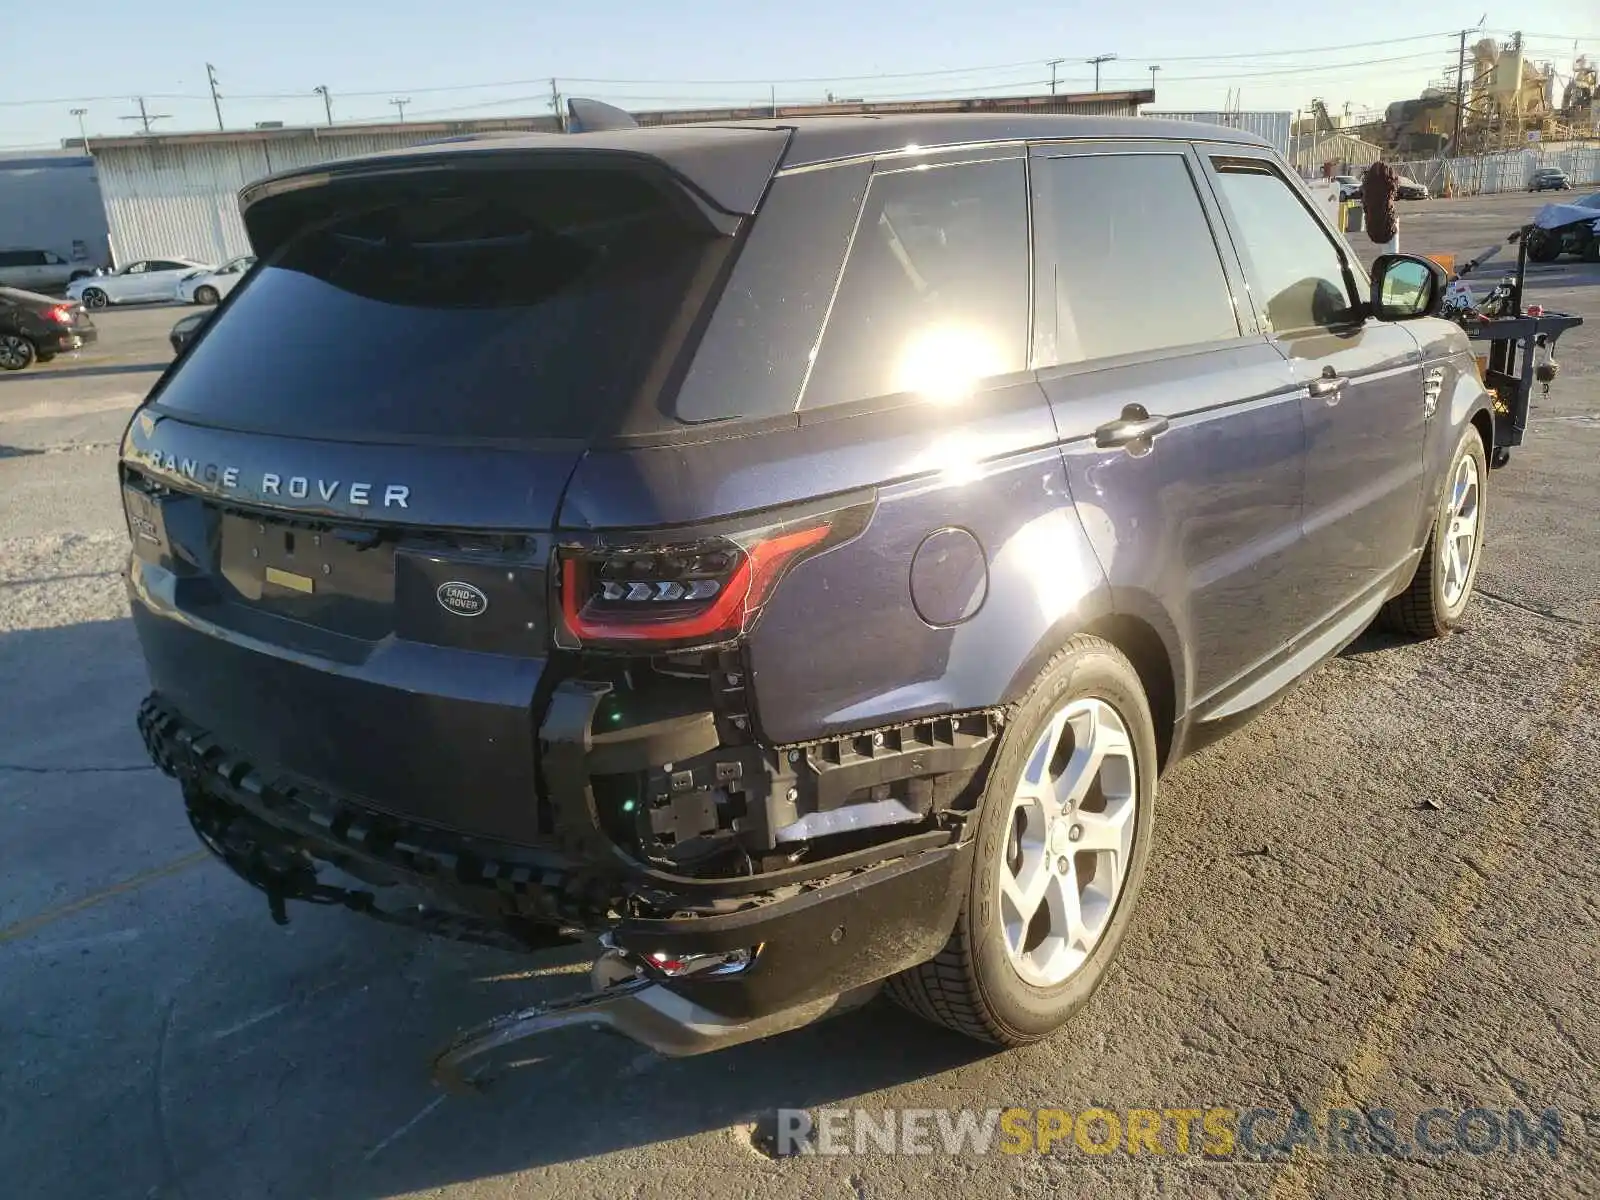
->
[137, 692, 974, 1026]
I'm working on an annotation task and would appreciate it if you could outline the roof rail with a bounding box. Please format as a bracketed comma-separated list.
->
[566, 98, 640, 133]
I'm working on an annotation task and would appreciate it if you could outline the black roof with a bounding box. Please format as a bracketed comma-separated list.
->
[764, 113, 1271, 165]
[240, 114, 1272, 232]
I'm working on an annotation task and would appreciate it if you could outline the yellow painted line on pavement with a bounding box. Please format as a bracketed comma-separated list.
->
[1267, 641, 1598, 1200]
[0, 850, 210, 946]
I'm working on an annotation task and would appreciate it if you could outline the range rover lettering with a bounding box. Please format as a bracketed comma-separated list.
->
[123, 113, 1493, 1071]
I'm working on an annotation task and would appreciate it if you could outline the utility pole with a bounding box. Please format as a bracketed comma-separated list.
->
[1047, 59, 1065, 95]
[770, 84, 777, 118]
[119, 97, 169, 135]
[389, 97, 411, 122]
[70, 107, 89, 153]
[550, 78, 565, 131]
[206, 63, 224, 131]
[1452, 29, 1469, 152]
[1148, 64, 1161, 93]
[314, 85, 333, 126]
[1085, 54, 1117, 92]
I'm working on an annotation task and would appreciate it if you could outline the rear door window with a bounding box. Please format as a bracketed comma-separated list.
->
[152, 168, 732, 441]
[1032, 150, 1241, 366]
[800, 157, 1030, 408]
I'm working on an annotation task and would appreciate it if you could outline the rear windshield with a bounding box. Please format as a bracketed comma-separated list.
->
[153, 168, 728, 441]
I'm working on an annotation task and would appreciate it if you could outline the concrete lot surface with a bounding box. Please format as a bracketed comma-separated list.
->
[1, 194, 1597, 1199]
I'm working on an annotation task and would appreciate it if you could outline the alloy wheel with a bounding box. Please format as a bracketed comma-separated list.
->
[0, 334, 33, 370]
[1441, 452, 1481, 608]
[83, 288, 108, 309]
[997, 697, 1138, 988]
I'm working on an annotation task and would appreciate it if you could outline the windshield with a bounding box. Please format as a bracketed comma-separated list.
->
[151, 168, 730, 442]
[1576, 193, 1600, 209]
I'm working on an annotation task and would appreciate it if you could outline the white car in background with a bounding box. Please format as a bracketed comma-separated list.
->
[66, 257, 214, 309]
[176, 255, 256, 305]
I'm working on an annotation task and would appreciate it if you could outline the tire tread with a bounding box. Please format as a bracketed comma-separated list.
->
[885, 634, 1129, 1046]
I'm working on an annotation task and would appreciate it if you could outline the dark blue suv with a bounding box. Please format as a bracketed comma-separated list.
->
[123, 113, 1493, 1062]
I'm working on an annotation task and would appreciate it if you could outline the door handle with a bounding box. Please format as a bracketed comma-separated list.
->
[1094, 404, 1171, 451]
[1308, 366, 1349, 400]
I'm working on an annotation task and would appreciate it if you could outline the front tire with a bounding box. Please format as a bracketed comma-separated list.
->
[1381, 428, 1487, 638]
[0, 333, 37, 371]
[81, 287, 109, 309]
[886, 636, 1157, 1045]
[195, 285, 220, 306]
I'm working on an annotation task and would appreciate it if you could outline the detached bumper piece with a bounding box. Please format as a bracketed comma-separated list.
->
[431, 944, 881, 1090]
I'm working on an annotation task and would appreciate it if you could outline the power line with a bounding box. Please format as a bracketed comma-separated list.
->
[8, 29, 1598, 112]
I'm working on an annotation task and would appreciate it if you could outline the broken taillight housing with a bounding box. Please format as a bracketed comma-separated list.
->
[555, 498, 872, 651]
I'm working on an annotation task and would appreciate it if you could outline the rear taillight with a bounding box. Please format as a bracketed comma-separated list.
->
[49, 305, 74, 325]
[556, 500, 871, 651]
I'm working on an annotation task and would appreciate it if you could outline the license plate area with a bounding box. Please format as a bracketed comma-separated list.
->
[218, 512, 395, 640]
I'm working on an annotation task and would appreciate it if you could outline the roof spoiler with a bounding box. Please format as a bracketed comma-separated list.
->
[566, 98, 640, 133]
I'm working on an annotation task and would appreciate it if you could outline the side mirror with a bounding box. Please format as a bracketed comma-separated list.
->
[1370, 254, 1449, 321]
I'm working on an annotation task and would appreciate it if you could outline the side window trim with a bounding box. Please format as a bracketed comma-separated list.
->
[1025, 140, 1262, 379]
[795, 152, 1034, 414]
[1196, 145, 1368, 334]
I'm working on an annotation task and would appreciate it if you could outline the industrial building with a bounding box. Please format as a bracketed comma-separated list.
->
[0, 150, 113, 270]
[84, 89, 1178, 266]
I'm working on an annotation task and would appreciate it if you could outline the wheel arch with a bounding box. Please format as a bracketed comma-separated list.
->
[1003, 603, 1184, 773]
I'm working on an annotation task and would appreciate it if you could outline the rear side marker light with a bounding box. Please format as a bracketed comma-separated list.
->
[556, 501, 871, 652]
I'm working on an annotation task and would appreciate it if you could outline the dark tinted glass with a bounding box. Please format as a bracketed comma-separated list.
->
[1211, 160, 1356, 334]
[676, 162, 870, 422]
[155, 169, 729, 440]
[801, 157, 1029, 408]
[0, 253, 22, 267]
[1036, 153, 1239, 365]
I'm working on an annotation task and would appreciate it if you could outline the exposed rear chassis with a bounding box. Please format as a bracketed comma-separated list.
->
[137, 686, 980, 1071]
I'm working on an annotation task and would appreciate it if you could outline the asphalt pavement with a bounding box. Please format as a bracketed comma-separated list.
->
[1, 194, 1596, 1199]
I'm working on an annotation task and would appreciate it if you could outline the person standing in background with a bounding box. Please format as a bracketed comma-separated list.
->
[1362, 160, 1400, 254]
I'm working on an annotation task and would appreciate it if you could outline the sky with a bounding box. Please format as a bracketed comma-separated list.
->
[3, 1, 1594, 149]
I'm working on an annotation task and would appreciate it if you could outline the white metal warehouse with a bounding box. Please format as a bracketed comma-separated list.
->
[84, 90, 1162, 266]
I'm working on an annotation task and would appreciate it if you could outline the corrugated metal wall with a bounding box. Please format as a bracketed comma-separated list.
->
[1388, 146, 1600, 196]
[1144, 111, 1294, 157]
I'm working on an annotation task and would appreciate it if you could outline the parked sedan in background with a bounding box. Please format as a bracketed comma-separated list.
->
[176, 256, 256, 305]
[66, 258, 214, 309]
[0, 248, 101, 292]
[1396, 176, 1431, 200]
[1530, 167, 1572, 192]
[0, 287, 97, 370]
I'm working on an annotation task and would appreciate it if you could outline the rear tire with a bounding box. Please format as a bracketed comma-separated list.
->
[1380, 428, 1487, 638]
[885, 635, 1158, 1045]
[0, 333, 36, 371]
